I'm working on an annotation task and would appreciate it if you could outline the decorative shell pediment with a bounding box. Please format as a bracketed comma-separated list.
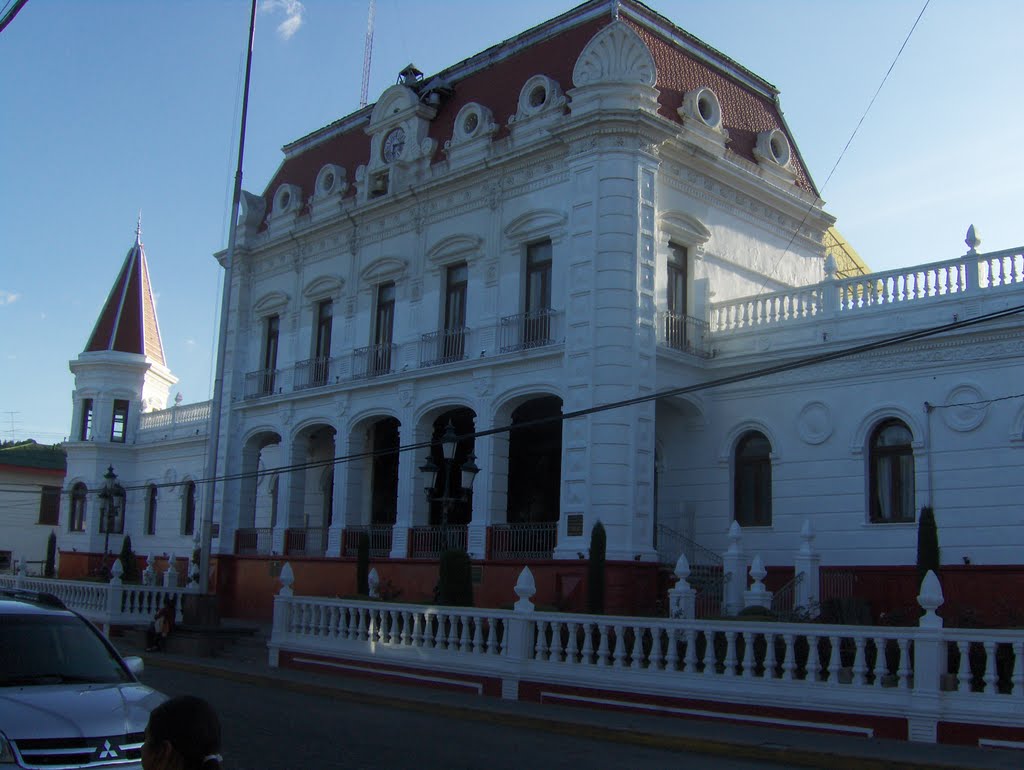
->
[360, 257, 408, 283]
[427, 234, 483, 265]
[658, 211, 711, 246]
[253, 291, 290, 316]
[369, 85, 420, 129]
[503, 209, 567, 242]
[302, 275, 344, 300]
[572, 20, 656, 88]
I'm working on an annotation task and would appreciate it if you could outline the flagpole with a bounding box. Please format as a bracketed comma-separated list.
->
[198, 0, 258, 601]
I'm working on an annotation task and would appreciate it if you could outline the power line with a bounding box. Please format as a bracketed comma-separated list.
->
[68, 298, 1024, 497]
[755, 0, 932, 296]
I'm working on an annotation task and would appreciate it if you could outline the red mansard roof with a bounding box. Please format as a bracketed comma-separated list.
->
[261, 0, 815, 211]
[84, 232, 167, 366]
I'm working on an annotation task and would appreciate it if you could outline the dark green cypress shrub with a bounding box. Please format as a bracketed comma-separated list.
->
[587, 521, 606, 614]
[119, 535, 140, 583]
[438, 549, 473, 606]
[916, 506, 940, 585]
[44, 532, 57, 578]
[356, 531, 370, 596]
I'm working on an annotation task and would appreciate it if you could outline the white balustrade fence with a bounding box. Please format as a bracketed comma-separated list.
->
[710, 246, 1024, 332]
[0, 572, 187, 634]
[269, 567, 1023, 743]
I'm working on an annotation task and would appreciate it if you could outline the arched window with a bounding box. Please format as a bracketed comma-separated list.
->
[145, 485, 158, 535]
[182, 481, 196, 535]
[734, 431, 772, 526]
[869, 419, 915, 523]
[69, 483, 87, 532]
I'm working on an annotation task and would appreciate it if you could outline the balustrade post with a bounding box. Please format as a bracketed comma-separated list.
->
[793, 519, 820, 614]
[909, 570, 946, 743]
[743, 554, 772, 610]
[269, 563, 295, 668]
[502, 567, 537, 701]
[722, 521, 746, 616]
[103, 560, 125, 636]
[667, 552, 697, 618]
[822, 254, 839, 317]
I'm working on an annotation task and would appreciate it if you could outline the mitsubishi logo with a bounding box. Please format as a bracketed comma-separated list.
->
[98, 740, 119, 759]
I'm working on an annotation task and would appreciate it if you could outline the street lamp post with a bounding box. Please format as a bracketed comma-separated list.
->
[419, 421, 480, 552]
[98, 465, 125, 578]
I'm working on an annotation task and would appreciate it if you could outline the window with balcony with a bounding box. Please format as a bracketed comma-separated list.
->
[79, 399, 93, 441]
[69, 483, 87, 532]
[38, 486, 60, 526]
[522, 240, 552, 347]
[110, 399, 129, 443]
[370, 283, 395, 376]
[869, 419, 915, 523]
[665, 243, 690, 350]
[297, 300, 333, 389]
[261, 315, 280, 395]
[734, 431, 772, 527]
[442, 262, 467, 361]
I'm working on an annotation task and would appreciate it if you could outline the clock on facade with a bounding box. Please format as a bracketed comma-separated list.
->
[382, 127, 406, 163]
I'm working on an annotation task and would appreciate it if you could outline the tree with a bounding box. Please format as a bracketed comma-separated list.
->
[587, 521, 606, 614]
[119, 535, 140, 583]
[356, 532, 370, 596]
[44, 532, 57, 578]
[916, 506, 940, 585]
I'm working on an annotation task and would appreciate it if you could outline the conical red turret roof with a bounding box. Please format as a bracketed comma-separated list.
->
[84, 226, 167, 367]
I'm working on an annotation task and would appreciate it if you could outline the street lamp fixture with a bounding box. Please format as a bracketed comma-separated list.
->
[420, 421, 480, 552]
[98, 465, 125, 578]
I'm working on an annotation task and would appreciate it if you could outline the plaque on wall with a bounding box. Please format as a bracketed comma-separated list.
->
[567, 514, 584, 537]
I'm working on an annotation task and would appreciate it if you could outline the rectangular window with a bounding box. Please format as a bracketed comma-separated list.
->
[665, 243, 688, 350]
[110, 400, 129, 443]
[309, 300, 333, 387]
[261, 315, 280, 395]
[443, 263, 468, 361]
[80, 399, 93, 441]
[69, 485, 87, 532]
[0, 551, 10, 572]
[38, 486, 60, 526]
[524, 241, 552, 346]
[371, 283, 396, 375]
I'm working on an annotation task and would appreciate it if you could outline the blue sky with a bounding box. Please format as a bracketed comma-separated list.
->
[1, 0, 1021, 443]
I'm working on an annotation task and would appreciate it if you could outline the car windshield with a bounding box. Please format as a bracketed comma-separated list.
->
[0, 614, 132, 686]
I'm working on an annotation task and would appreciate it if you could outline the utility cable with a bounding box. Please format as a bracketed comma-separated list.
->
[69, 298, 1024, 498]
[754, 0, 931, 296]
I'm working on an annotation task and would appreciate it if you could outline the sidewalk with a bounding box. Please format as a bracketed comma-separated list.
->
[115, 630, 1022, 770]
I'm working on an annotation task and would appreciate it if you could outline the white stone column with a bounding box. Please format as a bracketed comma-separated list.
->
[391, 413, 416, 559]
[794, 519, 821, 612]
[467, 408, 495, 560]
[327, 429, 351, 556]
[272, 441, 296, 555]
[722, 521, 746, 616]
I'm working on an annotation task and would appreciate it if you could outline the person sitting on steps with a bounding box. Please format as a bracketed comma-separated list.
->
[146, 596, 176, 652]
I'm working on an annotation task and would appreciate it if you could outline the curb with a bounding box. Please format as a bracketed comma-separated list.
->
[139, 653, 997, 770]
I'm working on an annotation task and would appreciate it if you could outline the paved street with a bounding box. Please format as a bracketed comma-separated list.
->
[142, 665, 795, 770]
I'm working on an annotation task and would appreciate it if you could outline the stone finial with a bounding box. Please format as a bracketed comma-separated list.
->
[800, 519, 815, 555]
[917, 569, 944, 628]
[965, 225, 981, 254]
[749, 554, 767, 591]
[726, 520, 742, 554]
[514, 566, 536, 613]
[110, 558, 124, 585]
[368, 568, 380, 599]
[279, 562, 294, 597]
[824, 253, 837, 280]
[673, 552, 691, 584]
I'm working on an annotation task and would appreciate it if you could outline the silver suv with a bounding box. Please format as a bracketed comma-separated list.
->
[0, 590, 164, 769]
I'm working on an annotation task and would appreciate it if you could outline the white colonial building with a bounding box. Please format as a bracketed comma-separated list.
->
[59, 0, 1023, 619]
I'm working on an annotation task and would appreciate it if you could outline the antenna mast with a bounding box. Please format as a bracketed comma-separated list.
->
[359, 0, 376, 108]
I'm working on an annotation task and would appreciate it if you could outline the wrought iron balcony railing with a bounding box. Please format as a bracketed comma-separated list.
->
[419, 327, 469, 368]
[244, 368, 279, 399]
[490, 522, 557, 560]
[341, 525, 394, 558]
[351, 343, 396, 379]
[498, 308, 558, 353]
[657, 311, 712, 358]
[294, 356, 331, 390]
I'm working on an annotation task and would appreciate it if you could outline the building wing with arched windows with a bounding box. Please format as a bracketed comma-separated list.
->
[58, 0, 1024, 621]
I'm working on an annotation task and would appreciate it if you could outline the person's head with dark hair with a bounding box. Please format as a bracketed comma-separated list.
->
[142, 695, 222, 770]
